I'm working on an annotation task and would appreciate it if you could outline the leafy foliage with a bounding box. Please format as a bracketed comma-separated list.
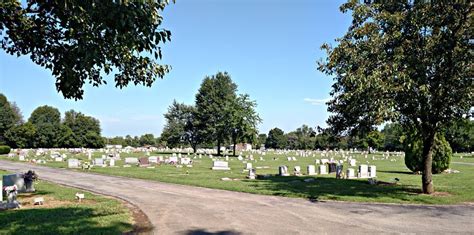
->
[0, 145, 11, 154]
[195, 72, 238, 155]
[0, 0, 172, 99]
[0, 94, 21, 143]
[265, 128, 287, 149]
[318, 0, 473, 193]
[405, 133, 452, 174]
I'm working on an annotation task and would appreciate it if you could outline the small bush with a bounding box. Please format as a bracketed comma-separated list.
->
[0, 145, 11, 154]
[404, 133, 452, 174]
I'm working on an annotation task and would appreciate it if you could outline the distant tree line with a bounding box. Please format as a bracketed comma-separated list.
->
[0, 93, 104, 148]
[105, 134, 159, 148]
[259, 120, 473, 153]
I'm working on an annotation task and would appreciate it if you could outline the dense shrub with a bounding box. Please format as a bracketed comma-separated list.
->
[404, 133, 452, 174]
[0, 145, 11, 154]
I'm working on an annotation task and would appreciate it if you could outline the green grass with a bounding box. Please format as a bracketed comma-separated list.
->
[0, 170, 133, 235]
[2, 151, 474, 205]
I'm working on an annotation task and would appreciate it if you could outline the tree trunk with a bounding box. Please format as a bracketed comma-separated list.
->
[217, 140, 221, 156]
[421, 131, 436, 194]
[232, 136, 237, 157]
[192, 143, 197, 153]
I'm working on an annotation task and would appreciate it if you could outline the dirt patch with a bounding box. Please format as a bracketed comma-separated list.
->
[122, 201, 154, 235]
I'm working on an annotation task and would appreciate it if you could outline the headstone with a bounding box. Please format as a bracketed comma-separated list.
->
[2, 174, 26, 193]
[293, 166, 302, 176]
[67, 159, 80, 168]
[93, 158, 104, 167]
[358, 164, 369, 178]
[315, 159, 320, 165]
[369, 165, 376, 178]
[75, 193, 85, 202]
[247, 168, 256, 179]
[307, 165, 317, 175]
[245, 162, 252, 170]
[125, 157, 138, 164]
[212, 161, 230, 170]
[139, 157, 150, 167]
[237, 156, 243, 161]
[279, 166, 290, 176]
[180, 157, 191, 165]
[55, 157, 63, 162]
[321, 159, 329, 164]
[287, 157, 292, 161]
[33, 197, 44, 205]
[291, 157, 297, 161]
[346, 168, 356, 179]
[19, 155, 25, 161]
[169, 156, 178, 164]
[319, 165, 328, 175]
[109, 159, 115, 167]
[149, 156, 158, 164]
[88, 152, 92, 160]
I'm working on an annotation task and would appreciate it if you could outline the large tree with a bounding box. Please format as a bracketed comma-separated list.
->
[5, 122, 37, 148]
[0, 0, 172, 99]
[0, 94, 21, 143]
[229, 94, 262, 156]
[195, 72, 238, 155]
[161, 100, 195, 148]
[265, 128, 287, 149]
[63, 110, 102, 147]
[319, 1, 473, 194]
[29, 105, 61, 147]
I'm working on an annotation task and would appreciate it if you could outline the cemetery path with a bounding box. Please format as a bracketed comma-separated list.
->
[2, 160, 474, 234]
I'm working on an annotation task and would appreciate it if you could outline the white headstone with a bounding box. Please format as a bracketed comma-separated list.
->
[55, 157, 63, 162]
[321, 159, 329, 164]
[68, 159, 80, 168]
[88, 152, 92, 160]
[287, 157, 292, 161]
[279, 165, 290, 176]
[212, 161, 230, 170]
[125, 157, 138, 164]
[94, 158, 104, 166]
[247, 168, 256, 179]
[315, 159, 320, 165]
[148, 156, 158, 163]
[319, 165, 328, 175]
[245, 162, 252, 170]
[369, 165, 376, 178]
[307, 165, 316, 175]
[19, 155, 25, 161]
[359, 164, 369, 178]
[169, 156, 178, 164]
[346, 168, 356, 179]
[180, 157, 191, 165]
[109, 159, 115, 167]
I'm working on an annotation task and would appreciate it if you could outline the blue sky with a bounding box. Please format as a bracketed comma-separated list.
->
[0, 0, 351, 137]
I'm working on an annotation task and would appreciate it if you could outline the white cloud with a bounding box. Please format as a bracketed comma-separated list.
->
[303, 98, 330, 106]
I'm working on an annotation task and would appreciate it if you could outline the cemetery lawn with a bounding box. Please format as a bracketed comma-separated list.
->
[2, 152, 474, 205]
[0, 170, 133, 235]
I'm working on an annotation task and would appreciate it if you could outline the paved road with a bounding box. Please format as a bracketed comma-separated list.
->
[1, 160, 473, 234]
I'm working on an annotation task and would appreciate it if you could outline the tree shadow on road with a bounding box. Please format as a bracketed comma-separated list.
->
[246, 175, 426, 203]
